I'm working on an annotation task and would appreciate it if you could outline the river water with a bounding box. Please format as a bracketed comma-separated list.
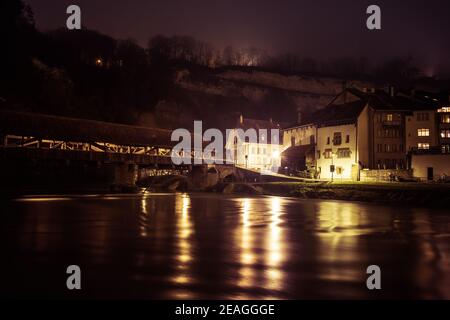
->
[0, 193, 449, 299]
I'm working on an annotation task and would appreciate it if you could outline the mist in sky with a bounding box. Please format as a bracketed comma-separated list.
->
[26, 0, 450, 74]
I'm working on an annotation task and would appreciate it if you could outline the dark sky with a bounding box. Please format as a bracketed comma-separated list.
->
[27, 0, 450, 74]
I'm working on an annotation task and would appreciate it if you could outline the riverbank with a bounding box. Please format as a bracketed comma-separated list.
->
[3, 174, 450, 208]
[219, 181, 450, 207]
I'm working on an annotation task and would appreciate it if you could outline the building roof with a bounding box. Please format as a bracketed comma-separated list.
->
[340, 87, 437, 111]
[316, 100, 366, 127]
[284, 87, 439, 130]
[284, 100, 366, 129]
[0, 110, 177, 147]
[281, 144, 315, 158]
[234, 116, 282, 144]
[235, 117, 282, 131]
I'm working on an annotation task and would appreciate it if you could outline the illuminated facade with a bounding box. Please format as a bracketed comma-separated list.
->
[281, 87, 446, 180]
[316, 123, 358, 180]
[226, 115, 282, 172]
[438, 107, 450, 153]
[405, 110, 438, 152]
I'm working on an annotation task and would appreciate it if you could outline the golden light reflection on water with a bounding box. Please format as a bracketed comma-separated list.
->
[316, 202, 366, 282]
[139, 196, 149, 237]
[6, 193, 450, 299]
[236, 198, 255, 289]
[234, 197, 287, 294]
[170, 193, 194, 298]
[264, 197, 285, 292]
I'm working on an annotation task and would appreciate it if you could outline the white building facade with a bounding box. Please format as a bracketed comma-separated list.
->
[225, 116, 281, 172]
[316, 123, 359, 180]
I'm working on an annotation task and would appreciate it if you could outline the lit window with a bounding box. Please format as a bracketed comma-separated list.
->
[337, 148, 351, 158]
[442, 114, 450, 123]
[324, 149, 333, 159]
[418, 143, 430, 150]
[441, 130, 450, 138]
[417, 128, 430, 137]
[386, 114, 393, 122]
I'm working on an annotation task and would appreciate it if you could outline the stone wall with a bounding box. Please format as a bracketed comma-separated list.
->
[360, 169, 412, 182]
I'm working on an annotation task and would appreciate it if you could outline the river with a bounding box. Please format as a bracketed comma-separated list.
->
[0, 193, 449, 299]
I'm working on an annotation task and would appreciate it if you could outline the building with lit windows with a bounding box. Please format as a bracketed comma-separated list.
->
[438, 107, 450, 153]
[281, 87, 443, 180]
[226, 115, 282, 172]
[405, 110, 438, 152]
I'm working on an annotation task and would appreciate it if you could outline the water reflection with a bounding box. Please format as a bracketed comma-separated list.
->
[264, 197, 284, 293]
[2, 193, 450, 299]
[234, 197, 287, 298]
[315, 202, 367, 284]
[171, 193, 194, 298]
[236, 198, 255, 292]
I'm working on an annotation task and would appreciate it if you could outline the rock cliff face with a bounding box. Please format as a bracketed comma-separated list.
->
[152, 67, 375, 130]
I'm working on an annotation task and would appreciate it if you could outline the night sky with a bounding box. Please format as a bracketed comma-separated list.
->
[27, 0, 450, 74]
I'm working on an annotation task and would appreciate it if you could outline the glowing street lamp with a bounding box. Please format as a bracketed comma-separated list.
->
[270, 150, 280, 172]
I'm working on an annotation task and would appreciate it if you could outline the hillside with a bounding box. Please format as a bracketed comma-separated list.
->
[143, 67, 376, 130]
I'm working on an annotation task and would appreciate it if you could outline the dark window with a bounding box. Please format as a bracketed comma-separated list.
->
[442, 145, 450, 153]
[376, 114, 382, 123]
[333, 132, 342, 145]
[326, 137, 330, 145]
[346, 135, 350, 143]
[417, 112, 430, 121]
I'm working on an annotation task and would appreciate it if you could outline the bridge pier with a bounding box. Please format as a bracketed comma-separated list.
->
[190, 165, 220, 189]
[111, 162, 139, 192]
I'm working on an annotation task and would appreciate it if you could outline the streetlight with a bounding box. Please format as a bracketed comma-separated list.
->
[330, 151, 336, 182]
[271, 150, 280, 172]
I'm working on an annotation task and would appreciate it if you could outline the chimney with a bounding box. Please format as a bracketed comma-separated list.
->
[297, 108, 302, 125]
[269, 117, 273, 123]
[389, 85, 395, 97]
[239, 114, 244, 124]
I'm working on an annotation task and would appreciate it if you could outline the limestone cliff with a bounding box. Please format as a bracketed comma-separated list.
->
[149, 67, 375, 129]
